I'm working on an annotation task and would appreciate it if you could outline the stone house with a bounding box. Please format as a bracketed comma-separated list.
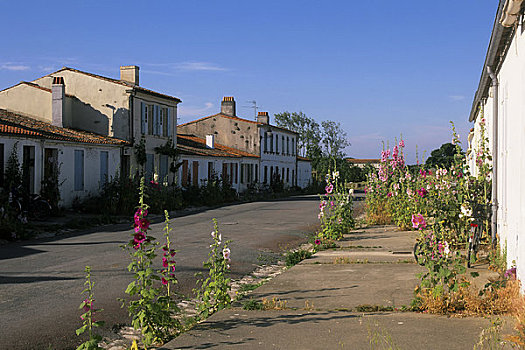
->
[468, 0, 525, 286]
[0, 66, 181, 182]
[178, 97, 311, 188]
[176, 133, 259, 192]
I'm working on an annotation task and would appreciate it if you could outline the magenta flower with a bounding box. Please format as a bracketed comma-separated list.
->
[319, 200, 327, 210]
[314, 239, 321, 245]
[162, 257, 168, 268]
[417, 188, 428, 197]
[504, 267, 517, 280]
[399, 140, 405, 148]
[325, 183, 334, 194]
[411, 214, 427, 230]
[161, 277, 168, 285]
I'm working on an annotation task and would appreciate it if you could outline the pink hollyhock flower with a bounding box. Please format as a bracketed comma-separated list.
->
[387, 192, 392, 198]
[411, 214, 427, 230]
[314, 239, 321, 245]
[162, 257, 168, 268]
[319, 200, 327, 210]
[161, 277, 168, 285]
[325, 183, 334, 194]
[399, 140, 405, 148]
[417, 188, 428, 197]
[170, 250, 176, 257]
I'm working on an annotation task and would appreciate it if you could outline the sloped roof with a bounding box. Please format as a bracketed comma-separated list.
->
[0, 81, 76, 97]
[178, 113, 298, 134]
[43, 67, 182, 103]
[0, 109, 129, 146]
[177, 134, 259, 158]
[297, 155, 311, 162]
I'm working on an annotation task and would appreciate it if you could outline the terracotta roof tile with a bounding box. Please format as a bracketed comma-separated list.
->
[0, 109, 129, 146]
[345, 158, 381, 164]
[177, 134, 259, 158]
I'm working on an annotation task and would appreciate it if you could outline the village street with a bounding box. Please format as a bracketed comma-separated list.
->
[0, 195, 320, 350]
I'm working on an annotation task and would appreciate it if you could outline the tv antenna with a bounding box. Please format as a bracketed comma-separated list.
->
[244, 100, 260, 120]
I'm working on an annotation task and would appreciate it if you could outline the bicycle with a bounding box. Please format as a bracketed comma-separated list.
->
[466, 203, 490, 268]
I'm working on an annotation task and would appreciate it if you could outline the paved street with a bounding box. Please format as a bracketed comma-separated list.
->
[0, 195, 319, 350]
[163, 225, 511, 350]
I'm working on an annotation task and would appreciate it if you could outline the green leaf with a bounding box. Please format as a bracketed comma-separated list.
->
[76, 325, 87, 336]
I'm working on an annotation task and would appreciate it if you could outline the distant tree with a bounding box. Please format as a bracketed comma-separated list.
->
[273, 111, 321, 157]
[425, 142, 460, 169]
[321, 120, 350, 158]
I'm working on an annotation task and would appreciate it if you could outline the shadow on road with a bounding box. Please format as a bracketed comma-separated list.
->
[0, 275, 79, 284]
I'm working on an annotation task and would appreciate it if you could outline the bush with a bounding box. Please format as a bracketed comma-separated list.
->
[285, 249, 312, 267]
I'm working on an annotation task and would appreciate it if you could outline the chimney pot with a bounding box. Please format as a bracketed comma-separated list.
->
[206, 134, 215, 149]
[52, 76, 65, 127]
[257, 111, 270, 124]
[120, 65, 140, 85]
[221, 96, 236, 116]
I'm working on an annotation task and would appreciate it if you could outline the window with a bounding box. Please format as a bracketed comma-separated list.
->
[270, 134, 274, 152]
[182, 160, 189, 186]
[287, 168, 289, 182]
[141, 103, 148, 134]
[276, 134, 279, 154]
[282, 136, 285, 155]
[208, 162, 214, 180]
[292, 169, 295, 186]
[264, 133, 268, 153]
[146, 153, 154, 181]
[74, 150, 84, 191]
[264, 166, 268, 183]
[287, 137, 289, 155]
[142, 103, 171, 137]
[159, 154, 168, 182]
[240, 164, 244, 184]
[291, 138, 295, 155]
[255, 164, 258, 182]
[192, 161, 199, 186]
[100, 151, 108, 186]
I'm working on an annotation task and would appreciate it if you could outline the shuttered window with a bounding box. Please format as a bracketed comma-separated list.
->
[100, 151, 108, 186]
[141, 103, 147, 134]
[74, 150, 84, 191]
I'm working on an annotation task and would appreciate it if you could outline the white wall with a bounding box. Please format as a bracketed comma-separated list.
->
[0, 136, 121, 207]
[471, 24, 525, 285]
[297, 160, 312, 188]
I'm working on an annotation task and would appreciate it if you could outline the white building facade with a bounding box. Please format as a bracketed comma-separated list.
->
[468, 0, 525, 286]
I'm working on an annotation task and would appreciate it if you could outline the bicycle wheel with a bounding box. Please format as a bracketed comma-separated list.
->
[30, 199, 52, 220]
[414, 242, 424, 266]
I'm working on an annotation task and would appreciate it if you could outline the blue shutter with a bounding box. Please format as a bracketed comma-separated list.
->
[141, 102, 146, 134]
[167, 108, 171, 138]
[74, 150, 84, 191]
[100, 151, 108, 186]
[155, 105, 160, 135]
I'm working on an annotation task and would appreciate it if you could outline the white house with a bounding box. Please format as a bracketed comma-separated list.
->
[178, 97, 311, 189]
[0, 66, 181, 182]
[468, 0, 525, 285]
[0, 108, 127, 206]
[176, 133, 260, 192]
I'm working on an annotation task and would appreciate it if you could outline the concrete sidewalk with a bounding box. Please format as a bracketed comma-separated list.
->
[161, 225, 511, 350]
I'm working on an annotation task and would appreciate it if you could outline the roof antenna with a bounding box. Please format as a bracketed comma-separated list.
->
[244, 100, 260, 120]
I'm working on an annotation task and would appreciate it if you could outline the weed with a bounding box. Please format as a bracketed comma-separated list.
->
[285, 249, 312, 267]
[366, 321, 401, 349]
[238, 282, 264, 293]
[304, 300, 315, 311]
[356, 304, 394, 312]
[262, 297, 288, 310]
[474, 318, 509, 350]
[242, 299, 264, 310]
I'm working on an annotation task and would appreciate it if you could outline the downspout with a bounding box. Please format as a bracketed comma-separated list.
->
[487, 66, 498, 246]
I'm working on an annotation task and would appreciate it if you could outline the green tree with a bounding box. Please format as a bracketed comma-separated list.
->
[321, 120, 350, 158]
[425, 142, 460, 169]
[273, 111, 321, 157]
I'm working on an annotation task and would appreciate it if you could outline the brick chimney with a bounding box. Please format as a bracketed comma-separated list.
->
[51, 76, 65, 127]
[206, 134, 215, 149]
[221, 96, 236, 116]
[257, 111, 270, 124]
[120, 65, 140, 85]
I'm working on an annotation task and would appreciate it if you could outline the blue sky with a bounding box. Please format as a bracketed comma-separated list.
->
[0, 0, 498, 163]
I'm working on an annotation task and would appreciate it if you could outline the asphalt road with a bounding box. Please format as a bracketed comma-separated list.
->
[0, 195, 319, 350]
